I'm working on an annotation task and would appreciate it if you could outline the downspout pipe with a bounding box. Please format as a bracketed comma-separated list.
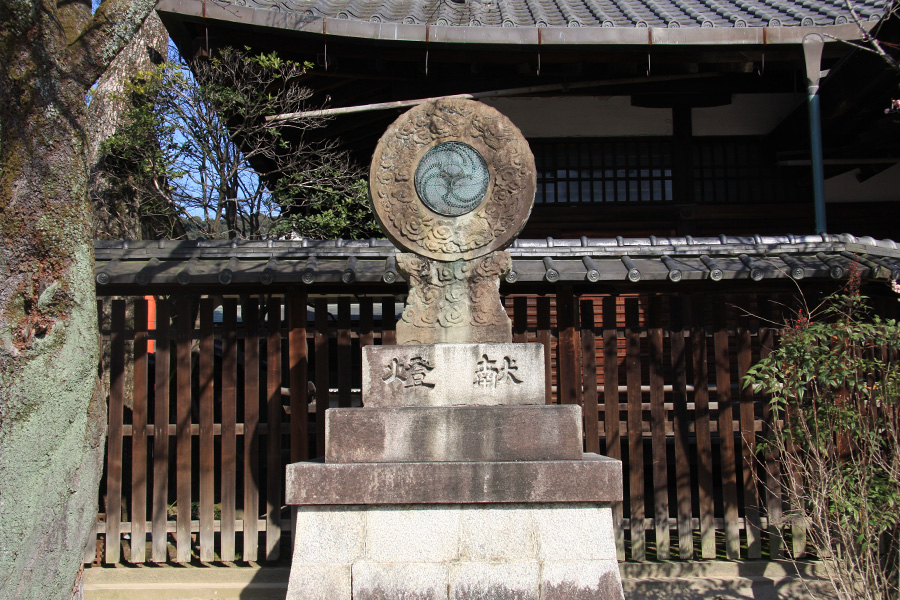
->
[803, 34, 827, 234]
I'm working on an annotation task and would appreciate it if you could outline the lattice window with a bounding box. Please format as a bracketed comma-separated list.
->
[691, 138, 797, 204]
[531, 138, 798, 205]
[533, 139, 673, 203]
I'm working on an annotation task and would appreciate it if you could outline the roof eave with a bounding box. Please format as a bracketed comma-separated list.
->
[155, 0, 874, 47]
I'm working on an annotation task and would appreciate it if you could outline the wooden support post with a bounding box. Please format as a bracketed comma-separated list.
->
[315, 299, 330, 458]
[580, 299, 600, 454]
[737, 297, 762, 559]
[221, 299, 237, 562]
[624, 298, 645, 561]
[602, 296, 625, 560]
[105, 300, 125, 565]
[243, 299, 260, 562]
[556, 285, 580, 405]
[713, 299, 741, 560]
[266, 298, 282, 560]
[691, 294, 716, 559]
[175, 296, 192, 564]
[151, 299, 170, 563]
[199, 299, 215, 562]
[131, 299, 148, 564]
[648, 297, 669, 560]
[669, 296, 694, 559]
[537, 297, 553, 404]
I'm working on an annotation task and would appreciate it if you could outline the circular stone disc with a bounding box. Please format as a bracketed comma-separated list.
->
[369, 98, 536, 262]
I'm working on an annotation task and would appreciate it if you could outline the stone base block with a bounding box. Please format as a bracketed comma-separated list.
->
[287, 503, 624, 600]
[286, 453, 622, 505]
[325, 405, 583, 463]
[362, 343, 544, 407]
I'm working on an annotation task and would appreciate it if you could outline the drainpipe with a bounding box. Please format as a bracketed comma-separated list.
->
[803, 34, 827, 234]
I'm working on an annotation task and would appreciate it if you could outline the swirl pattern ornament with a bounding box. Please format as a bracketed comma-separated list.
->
[369, 98, 536, 262]
[415, 142, 489, 216]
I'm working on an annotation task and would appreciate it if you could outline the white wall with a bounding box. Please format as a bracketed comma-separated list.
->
[824, 164, 900, 203]
[483, 93, 803, 137]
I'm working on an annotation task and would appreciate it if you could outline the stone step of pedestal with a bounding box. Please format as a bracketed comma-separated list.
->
[286, 453, 622, 505]
[362, 343, 544, 407]
[287, 503, 624, 600]
[325, 405, 583, 463]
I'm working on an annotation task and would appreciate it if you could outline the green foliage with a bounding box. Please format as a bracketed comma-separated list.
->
[98, 47, 372, 240]
[745, 272, 900, 600]
[271, 177, 378, 240]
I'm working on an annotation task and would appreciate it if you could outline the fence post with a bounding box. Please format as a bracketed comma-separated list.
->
[556, 285, 580, 405]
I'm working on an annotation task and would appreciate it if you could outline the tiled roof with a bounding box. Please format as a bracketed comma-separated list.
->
[216, 0, 890, 29]
[93, 234, 900, 288]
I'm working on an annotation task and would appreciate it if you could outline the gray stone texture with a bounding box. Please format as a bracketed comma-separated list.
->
[352, 563, 448, 600]
[286, 503, 624, 600]
[292, 506, 366, 563]
[286, 564, 351, 600]
[533, 503, 617, 561]
[362, 343, 545, 407]
[459, 505, 536, 561]
[325, 405, 582, 463]
[286, 454, 623, 505]
[365, 506, 462, 563]
[542, 561, 625, 600]
[450, 562, 539, 600]
[396, 252, 513, 345]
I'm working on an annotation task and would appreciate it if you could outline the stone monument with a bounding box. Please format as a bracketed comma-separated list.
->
[285, 98, 626, 600]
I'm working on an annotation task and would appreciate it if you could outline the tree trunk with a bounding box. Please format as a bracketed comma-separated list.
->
[0, 1, 156, 598]
[88, 12, 168, 240]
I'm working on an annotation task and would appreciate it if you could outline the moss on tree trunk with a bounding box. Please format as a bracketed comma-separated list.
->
[0, 1, 156, 598]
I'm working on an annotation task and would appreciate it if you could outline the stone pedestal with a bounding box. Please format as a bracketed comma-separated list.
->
[286, 98, 624, 600]
[288, 503, 622, 600]
[285, 347, 626, 599]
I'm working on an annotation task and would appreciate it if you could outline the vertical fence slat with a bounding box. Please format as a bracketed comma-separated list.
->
[221, 299, 237, 562]
[537, 297, 553, 404]
[175, 296, 192, 564]
[131, 299, 148, 564]
[381, 298, 396, 346]
[266, 298, 282, 560]
[713, 301, 740, 560]
[98, 288, 804, 567]
[289, 292, 309, 463]
[556, 285, 579, 405]
[152, 299, 171, 563]
[758, 299, 782, 559]
[625, 298, 645, 561]
[243, 299, 260, 562]
[737, 299, 761, 559]
[105, 300, 125, 565]
[580, 299, 599, 454]
[89, 298, 106, 565]
[359, 298, 374, 349]
[315, 299, 330, 458]
[513, 297, 528, 344]
[669, 296, 694, 559]
[648, 296, 669, 560]
[198, 299, 215, 562]
[337, 298, 352, 408]
[288, 293, 309, 553]
[691, 294, 716, 559]
[602, 296, 625, 560]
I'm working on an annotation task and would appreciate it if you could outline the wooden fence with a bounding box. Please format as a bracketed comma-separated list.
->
[92, 289, 831, 565]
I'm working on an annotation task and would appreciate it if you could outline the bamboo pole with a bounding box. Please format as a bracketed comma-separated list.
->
[265, 73, 719, 122]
